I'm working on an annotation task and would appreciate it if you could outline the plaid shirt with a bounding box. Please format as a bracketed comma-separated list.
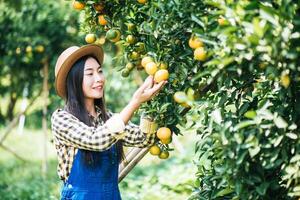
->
[51, 106, 155, 181]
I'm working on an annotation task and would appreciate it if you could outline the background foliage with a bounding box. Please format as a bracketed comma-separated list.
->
[78, 0, 300, 199]
[0, 0, 299, 199]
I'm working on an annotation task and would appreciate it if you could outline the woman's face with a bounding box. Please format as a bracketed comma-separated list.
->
[82, 57, 105, 99]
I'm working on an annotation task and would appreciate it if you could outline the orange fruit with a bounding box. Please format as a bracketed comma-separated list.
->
[156, 127, 171, 140]
[159, 151, 169, 159]
[281, 73, 290, 88]
[106, 29, 117, 40]
[125, 62, 134, 71]
[218, 18, 226, 26]
[121, 69, 130, 77]
[98, 15, 108, 26]
[160, 137, 172, 144]
[85, 33, 96, 44]
[141, 56, 153, 68]
[106, 29, 121, 43]
[127, 23, 135, 31]
[145, 62, 158, 75]
[26, 46, 32, 53]
[180, 102, 191, 108]
[16, 47, 21, 54]
[95, 36, 106, 45]
[35, 45, 45, 53]
[126, 35, 135, 44]
[149, 145, 161, 155]
[93, 3, 104, 12]
[158, 62, 168, 69]
[194, 47, 206, 61]
[136, 42, 145, 52]
[187, 88, 195, 101]
[154, 69, 169, 83]
[137, 0, 147, 4]
[189, 36, 203, 49]
[73, 1, 85, 10]
[130, 51, 140, 60]
[173, 91, 187, 104]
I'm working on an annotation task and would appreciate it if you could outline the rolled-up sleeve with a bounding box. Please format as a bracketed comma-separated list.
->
[122, 121, 156, 147]
[51, 109, 126, 151]
[107, 111, 156, 148]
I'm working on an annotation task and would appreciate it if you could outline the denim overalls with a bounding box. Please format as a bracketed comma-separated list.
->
[60, 144, 122, 200]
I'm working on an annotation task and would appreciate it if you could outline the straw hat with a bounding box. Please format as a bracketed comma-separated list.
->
[54, 44, 104, 99]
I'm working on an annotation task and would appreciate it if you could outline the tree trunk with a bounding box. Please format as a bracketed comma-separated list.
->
[7, 92, 17, 121]
[42, 58, 49, 177]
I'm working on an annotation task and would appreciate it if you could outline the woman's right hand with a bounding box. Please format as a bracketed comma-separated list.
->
[131, 76, 167, 106]
[119, 76, 167, 125]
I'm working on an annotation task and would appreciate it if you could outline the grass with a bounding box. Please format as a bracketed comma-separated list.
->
[0, 127, 197, 200]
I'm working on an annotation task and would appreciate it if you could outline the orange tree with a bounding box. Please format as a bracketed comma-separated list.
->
[73, 0, 300, 199]
[0, 0, 80, 124]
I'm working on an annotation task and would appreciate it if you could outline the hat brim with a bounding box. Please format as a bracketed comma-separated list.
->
[55, 44, 104, 99]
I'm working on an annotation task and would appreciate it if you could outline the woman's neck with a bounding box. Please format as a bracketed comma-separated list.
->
[84, 98, 96, 117]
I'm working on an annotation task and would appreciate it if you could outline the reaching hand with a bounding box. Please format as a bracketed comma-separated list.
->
[131, 76, 167, 105]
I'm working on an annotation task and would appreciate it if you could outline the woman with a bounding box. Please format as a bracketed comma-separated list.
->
[51, 44, 166, 200]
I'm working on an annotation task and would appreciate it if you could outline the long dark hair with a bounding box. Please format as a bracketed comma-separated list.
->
[64, 55, 125, 165]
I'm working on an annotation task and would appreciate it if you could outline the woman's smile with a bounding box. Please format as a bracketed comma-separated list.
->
[92, 84, 104, 90]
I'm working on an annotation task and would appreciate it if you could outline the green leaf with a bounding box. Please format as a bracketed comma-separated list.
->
[215, 187, 234, 197]
[211, 109, 222, 125]
[273, 116, 288, 129]
[234, 120, 256, 130]
[256, 182, 269, 195]
[286, 132, 297, 140]
[249, 146, 260, 158]
[290, 155, 300, 163]
[273, 135, 284, 147]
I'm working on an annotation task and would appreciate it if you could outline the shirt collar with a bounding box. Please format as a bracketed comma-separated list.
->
[88, 105, 102, 120]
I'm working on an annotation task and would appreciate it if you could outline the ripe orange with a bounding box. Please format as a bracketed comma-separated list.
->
[159, 151, 169, 159]
[85, 33, 96, 44]
[156, 127, 171, 140]
[154, 69, 169, 83]
[126, 35, 135, 44]
[98, 15, 108, 26]
[218, 18, 226, 26]
[180, 102, 191, 108]
[73, 1, 85, 10]
[137, 0, 147, 4]
[149, 145, 161, 155]
[189, 36, 203, 49]
[281, 73, 290, 88]
[93, 3, 104, 12]
[194, 47, 207, 61]
[145, 62, 158, 75]
[160, 137, 172, 144]
[173, 91, 187, 104]
[141, 56, 153, 67]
